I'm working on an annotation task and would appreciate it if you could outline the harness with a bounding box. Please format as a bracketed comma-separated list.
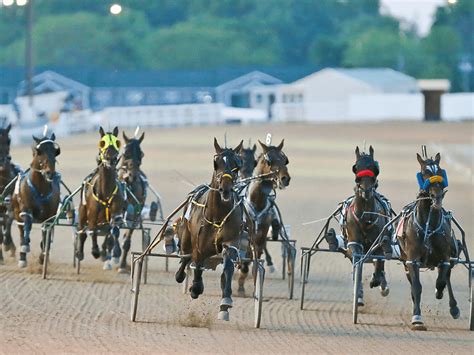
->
[87, 180, 120, 222]
[25, 172, 60, 205]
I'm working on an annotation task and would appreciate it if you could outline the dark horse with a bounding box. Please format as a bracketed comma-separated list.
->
[0, 124, 20, 263]
[326, 146, 392, 305]
[238, 139, 291, 295]
[396, 151, 460, 330]
[12, 132, 61, 268]
[117, 130, 153, 273]
[174, 138, 244, 321]
[76, 127, 126, 270]
[239, 143, 257, 179]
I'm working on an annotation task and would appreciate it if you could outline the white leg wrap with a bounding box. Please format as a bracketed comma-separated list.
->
[391, 244, 401, 258]
[336, 234, 345, 249]
[412, 315, 423, 324]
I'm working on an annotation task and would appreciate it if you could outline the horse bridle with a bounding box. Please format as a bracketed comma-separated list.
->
[213, 150, 242, 185]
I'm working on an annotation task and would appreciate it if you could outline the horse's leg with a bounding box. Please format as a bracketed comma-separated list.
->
[406, 261, 425, 330]
[111, 223, 121, 265]
[218, 253, 234, 321]
[237, 261, 249, 296]
[18, 212, 32, 268]
[3, 212, 16, 257]
[264, 246, 275, 273]
[189, 265, 204, 299]
[370, 259, 390, 296]
[271, 218, 280, 241]
[445, 267, 460, 319]
[103, 234, 114, 270]
[435, 262, 450, 299]
[76, 230, 87, 261]
[118, 229, 131, 273]
[90, 230, 100, 259]
[38, 226, 46, 265]
[175, 224, 191, 283]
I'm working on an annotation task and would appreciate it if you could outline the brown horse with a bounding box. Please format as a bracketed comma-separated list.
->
[174, 138, 244, 321]
[238, 139, 291, 295]
[239, 143, 257, 179]
[76, 127, 126, 270]
[12, 132, 61, 268]
[397, 151, 460, 330]
[117, 130, 148, 273]
[0, 124, 20, 263]
[326, 146, 392, 305]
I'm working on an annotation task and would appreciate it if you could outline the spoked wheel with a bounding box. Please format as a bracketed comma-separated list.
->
[41, 227, 53, 279]
[470, 268, 473, 331]
[141, 229, 151, 284]
[254, 261, 265, 328]
[352, 260, 363, 324]
[130, 257, 143, 322]
[74, 232, 81, 275]
[287, 245, 295, 299]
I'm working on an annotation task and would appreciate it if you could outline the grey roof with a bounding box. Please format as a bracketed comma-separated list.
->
[335, 68, 419, 93]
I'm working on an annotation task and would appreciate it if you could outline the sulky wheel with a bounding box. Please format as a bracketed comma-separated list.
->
[352, 260, 363, 324]
[141, 229, 151, 284]
[130, 258, 143, 322]
[470, 268, 473, 331]
[287, 246, 296, 299]
[254, 261, 265, 328]
[41, 227, 53, 279]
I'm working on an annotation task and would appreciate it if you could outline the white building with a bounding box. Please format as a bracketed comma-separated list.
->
[251, 68, 424, 122]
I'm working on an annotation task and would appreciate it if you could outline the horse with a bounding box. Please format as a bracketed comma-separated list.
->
[396, 151, 460, 330]
[325, 146, 392, 305]
[11, 132, 61, 268]
[237, 139, 291, 295]
[174, 138, 244, 321]
[117, 130, 154, 273]
[0, 124, 20, 263]
[239, 143, 257, 179]
[76, 127, 126, 270]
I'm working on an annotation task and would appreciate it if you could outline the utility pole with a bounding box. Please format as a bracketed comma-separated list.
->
[25, 0, 33, 107]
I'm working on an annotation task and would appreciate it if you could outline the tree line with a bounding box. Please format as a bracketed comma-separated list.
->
[0, 0, 472, 91]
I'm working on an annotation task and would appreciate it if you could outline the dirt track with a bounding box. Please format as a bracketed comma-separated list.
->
[1, 121, 473, 354]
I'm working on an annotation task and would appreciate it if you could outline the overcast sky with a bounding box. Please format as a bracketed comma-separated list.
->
[380, 0, 447, 35]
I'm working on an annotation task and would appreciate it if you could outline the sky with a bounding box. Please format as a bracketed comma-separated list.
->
[380, 0, 447, 35]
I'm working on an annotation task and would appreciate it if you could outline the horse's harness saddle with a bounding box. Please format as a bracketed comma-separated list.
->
[341, 192, 391, 234]
[395, 202, 455, 255]
[15, 171, 61, 206]
[82, 173, 126, 223]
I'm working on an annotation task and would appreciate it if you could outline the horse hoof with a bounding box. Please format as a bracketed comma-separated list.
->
[100, 250, 107, 261]
[237, 286, 245, 297]
[380, 286, 390, 297]
[113, 257, 120, 265]
[38, 253, 44, 265]
[91, 247, 100, 259]
[435, 289, 443, 300]
[411, 323, 427, 331]
[220, 297, 233, 308]
[190, 289, 200, 299]
[75, 252, 84, 261]
[103, 262, 112, 270]
[357, 297, 365, 306]
[217, 311, 229, 321]
[20, 245, 30, 253]
[18, 260, 27, 268]
[268, 265, 275, 273]
[118, 267, 129, 274]
[450, 306, 460, 319]
[175, 271, 186, 283]
[149, 201, 158, 221]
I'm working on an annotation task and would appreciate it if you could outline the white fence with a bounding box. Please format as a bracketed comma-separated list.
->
[441, 93, 474, 121]
[348, 94, 423, 121]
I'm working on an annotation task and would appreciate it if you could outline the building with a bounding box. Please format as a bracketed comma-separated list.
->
[251, 68, 423, 121]
[0, 66, 315, 111]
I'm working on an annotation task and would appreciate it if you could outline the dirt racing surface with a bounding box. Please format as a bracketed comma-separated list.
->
[1, 121, 473, 354]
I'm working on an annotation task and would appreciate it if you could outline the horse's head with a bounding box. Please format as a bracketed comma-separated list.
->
[122, 130, 144, 181]
[417, 152, 447, 210]
[213, 138, 243, 202]
[258, 139, 291, 189]
[239, 144, 257, 179]
[98, 126, 121, 168]
[353, 146, 379, 201]
[32, 132, 61, 182]
[0, 123, 12, 167]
